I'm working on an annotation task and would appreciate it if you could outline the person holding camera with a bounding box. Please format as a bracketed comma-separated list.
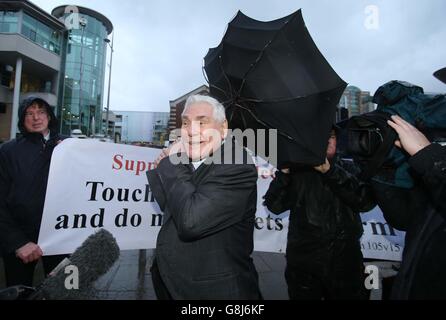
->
[263, 126, 376, 300]
[372, 115, 446, 299]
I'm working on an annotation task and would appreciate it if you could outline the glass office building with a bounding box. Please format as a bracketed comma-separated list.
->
[52, 6, 113, 136]
[1, 10, 62, 53]
[0, 10, 18, 33]
[0, 1, 65, 141]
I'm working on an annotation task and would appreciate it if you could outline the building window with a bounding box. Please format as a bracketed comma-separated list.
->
[0, 11, 18, 33]
[29, 29, 36, 41]
[21, 13, 61, 55]
[0, 64, 13, 87]
[0, 102, 6, 113]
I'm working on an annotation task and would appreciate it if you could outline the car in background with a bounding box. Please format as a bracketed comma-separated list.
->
[70, 129, 88, 139]
[91, 133, 114, 143]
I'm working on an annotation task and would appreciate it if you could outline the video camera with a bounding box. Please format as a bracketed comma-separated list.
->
[341, 80, 446, 187]
[347, 123, 384, 158]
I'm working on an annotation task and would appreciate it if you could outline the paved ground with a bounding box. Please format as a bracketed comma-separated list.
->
[0, 250, 289, 300]
[1, 250, 398, 300]
[93, 250, 290, 300]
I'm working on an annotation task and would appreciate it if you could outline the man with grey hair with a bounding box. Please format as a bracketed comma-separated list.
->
[155, 94, 228, 165]
[147, 94, 262, 299]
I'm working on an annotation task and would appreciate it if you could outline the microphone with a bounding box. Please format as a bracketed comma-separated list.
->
[29, 229, 120, 300]
[0, 286, 35, 300]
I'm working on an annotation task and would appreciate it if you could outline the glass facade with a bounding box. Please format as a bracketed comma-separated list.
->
[0, 10, 61, 55]
[20, 72, 52, 93]
[58, 13, 109, 136]
[21, 13, 61, 54]
[0, 11, 18, 33]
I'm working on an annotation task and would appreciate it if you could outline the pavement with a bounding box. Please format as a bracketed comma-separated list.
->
[1, 249, 398, 300]
[0, 250, 289, 300]
[94, 250, 290, 300]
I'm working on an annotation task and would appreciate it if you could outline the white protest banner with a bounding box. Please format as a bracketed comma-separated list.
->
[39, 139, 404, 261]
[359, 206, 405, 261]
[254, 160, 288, 253]
[254, 160, 405, 261]
[38, 139, 163, 255]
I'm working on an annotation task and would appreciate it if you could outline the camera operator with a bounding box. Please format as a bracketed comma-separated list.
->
[372, 114, 446, 299]
[264, 126, 376, 300]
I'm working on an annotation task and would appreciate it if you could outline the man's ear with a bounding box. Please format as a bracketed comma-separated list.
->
[222, 119, 229, 138]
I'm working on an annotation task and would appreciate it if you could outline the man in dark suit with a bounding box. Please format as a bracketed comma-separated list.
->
[146, 95, 262, 300]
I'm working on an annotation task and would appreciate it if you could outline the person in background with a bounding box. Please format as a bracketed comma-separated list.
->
[372, 115, 446, 299]
[264, 126, 376, 300]
[0, 97, 67, 287]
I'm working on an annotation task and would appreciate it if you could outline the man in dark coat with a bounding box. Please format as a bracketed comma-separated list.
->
[0, 96, 67, 287]
[372, 115, 446, 299]
[146, 95, 262, 300]
[263, 127, 376, 300]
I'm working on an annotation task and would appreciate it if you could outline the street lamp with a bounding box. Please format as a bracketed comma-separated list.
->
[104, 33, 114, 138]
[79, 17, 87, 131]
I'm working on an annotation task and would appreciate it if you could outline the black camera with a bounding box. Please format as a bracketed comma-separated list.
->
[347, 127, 383, 158]
[340, 110, 394, 160]
[336, 110, 398, 182]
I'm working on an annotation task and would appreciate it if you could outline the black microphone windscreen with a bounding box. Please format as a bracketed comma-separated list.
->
[35, 229, 120, 300]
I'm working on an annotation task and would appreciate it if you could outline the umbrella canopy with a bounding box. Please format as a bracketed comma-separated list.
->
[204, 9, 347, 167]
[434, 67, 446, 84]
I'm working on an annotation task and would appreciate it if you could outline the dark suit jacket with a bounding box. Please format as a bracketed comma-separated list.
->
[146, 138, 261, 299]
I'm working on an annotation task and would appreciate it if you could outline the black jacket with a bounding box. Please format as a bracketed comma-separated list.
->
[372, 143, 446, 299]
[146, 138, 262, 299]
[0, 97, 64, 254]
[263, 158, 375, 270]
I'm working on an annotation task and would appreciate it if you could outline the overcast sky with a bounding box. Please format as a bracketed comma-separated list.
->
[32, 0, 446, 112]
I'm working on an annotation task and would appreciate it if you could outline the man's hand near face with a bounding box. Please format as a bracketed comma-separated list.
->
[154, 139, 187, 166]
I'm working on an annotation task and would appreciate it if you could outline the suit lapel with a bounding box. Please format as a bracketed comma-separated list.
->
[192, 162, 213, 184]
[162, 140, 236, 224]
[163, 163, 193, 224]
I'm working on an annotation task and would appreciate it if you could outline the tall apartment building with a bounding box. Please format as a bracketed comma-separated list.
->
[338, 85, 375, 117]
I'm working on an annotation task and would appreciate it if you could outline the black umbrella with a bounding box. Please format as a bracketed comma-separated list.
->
[434, 67, 446, 84]
[204, 9, 347, 167]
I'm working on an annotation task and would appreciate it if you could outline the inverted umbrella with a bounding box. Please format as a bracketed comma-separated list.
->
[204, 9, 347, 167]
[434, 67, 446, 84]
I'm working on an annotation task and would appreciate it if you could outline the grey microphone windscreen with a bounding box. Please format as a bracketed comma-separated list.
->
[34, 229, 120, 300]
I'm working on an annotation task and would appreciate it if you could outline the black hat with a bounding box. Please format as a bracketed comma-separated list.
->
[434, 67, 446, 84]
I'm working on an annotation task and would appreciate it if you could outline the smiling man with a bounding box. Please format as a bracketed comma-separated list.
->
[147, 95, 262, 300]
[154, 96, 228, 166]
[0, 97, 67, 288]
